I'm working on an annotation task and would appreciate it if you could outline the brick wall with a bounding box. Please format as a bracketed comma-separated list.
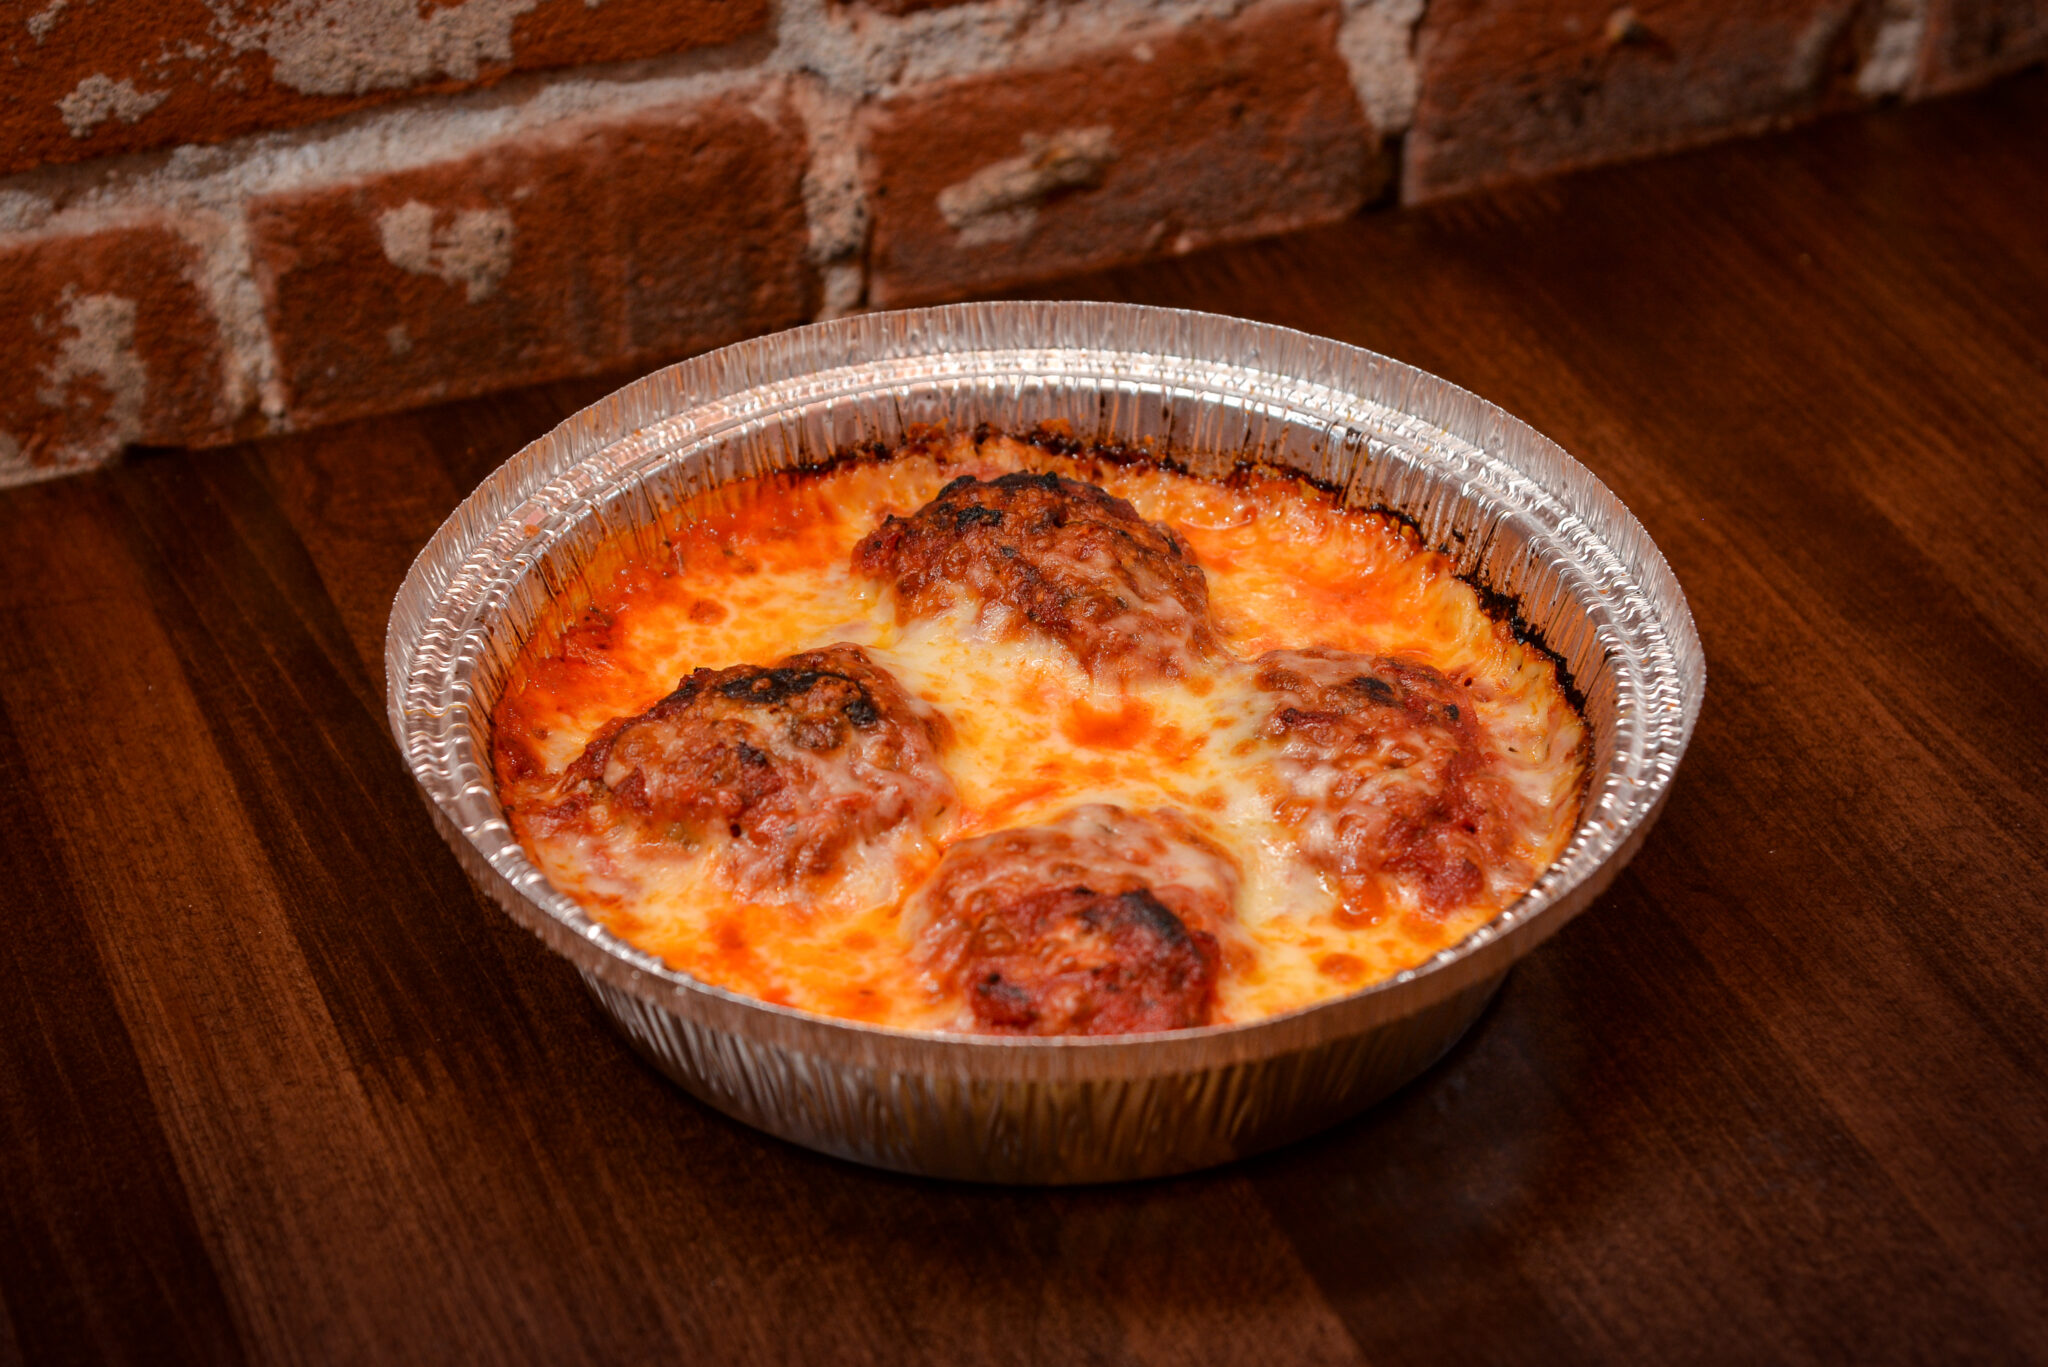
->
[3, 0, 2041, 484]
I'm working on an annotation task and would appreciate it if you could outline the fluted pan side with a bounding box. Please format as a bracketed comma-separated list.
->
[388, 302, 1703, 1182]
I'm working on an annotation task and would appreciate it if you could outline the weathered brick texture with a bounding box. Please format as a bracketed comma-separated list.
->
[0, 223, 229, 483]
[1, 0, 768, 178]
[1403, 0, 1886, 202]
[248, 91, 817, 428]
[864, 0, 1386, 307]
[1917, 0, 2048, 92]
[1, 0, 2040, 484]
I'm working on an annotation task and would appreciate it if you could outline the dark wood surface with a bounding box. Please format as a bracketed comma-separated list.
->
[5, 71, 2047, 1367]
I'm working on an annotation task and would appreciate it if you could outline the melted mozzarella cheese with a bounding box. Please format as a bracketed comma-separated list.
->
[493, 438, 1588, 1029]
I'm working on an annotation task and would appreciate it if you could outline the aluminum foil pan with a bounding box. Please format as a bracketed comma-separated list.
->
[387, 302, 1703, 1184]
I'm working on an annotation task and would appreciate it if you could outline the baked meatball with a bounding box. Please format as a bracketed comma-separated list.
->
[851, 471, 1221, 681]
[1253, 648, 1527, 922]
[531, 645, 954, 896]
[912, 805, 1238, 1035]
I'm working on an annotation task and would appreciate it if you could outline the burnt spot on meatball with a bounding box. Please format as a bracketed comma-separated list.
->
[1254, 648, 1528, 922]
[851, 471, 1221, 681]
[912, 805, 1239, 1035]
[961, 886, 1214, 1034]
[532, 645, 954, 896]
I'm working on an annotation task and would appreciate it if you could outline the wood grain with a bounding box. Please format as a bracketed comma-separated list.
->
[4, 71, 2046, 1366]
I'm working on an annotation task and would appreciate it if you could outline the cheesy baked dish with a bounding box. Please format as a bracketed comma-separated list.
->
[491, 427, 1589, 1035]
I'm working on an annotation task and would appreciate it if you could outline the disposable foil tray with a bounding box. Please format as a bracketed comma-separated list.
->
[386, 302, 1704, 1183]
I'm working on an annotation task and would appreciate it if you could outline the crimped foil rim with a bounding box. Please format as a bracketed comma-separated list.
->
[386, 301, 1703, 1082]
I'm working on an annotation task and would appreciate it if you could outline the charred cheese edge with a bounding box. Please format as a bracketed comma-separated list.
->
[492, 434, 1590, 1032]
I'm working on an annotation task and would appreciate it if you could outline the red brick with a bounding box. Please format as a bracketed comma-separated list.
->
[1403, 0, 1871, 202]
[0, 222, 230, 483]
[1915, 0, 2048, 95]
[248, 91, 818, 429]
[0, 0, 768, 178]
[862, 1, 1384, 308]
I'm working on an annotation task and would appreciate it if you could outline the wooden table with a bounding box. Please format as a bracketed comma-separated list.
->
[6, 71, 2046, 1367]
